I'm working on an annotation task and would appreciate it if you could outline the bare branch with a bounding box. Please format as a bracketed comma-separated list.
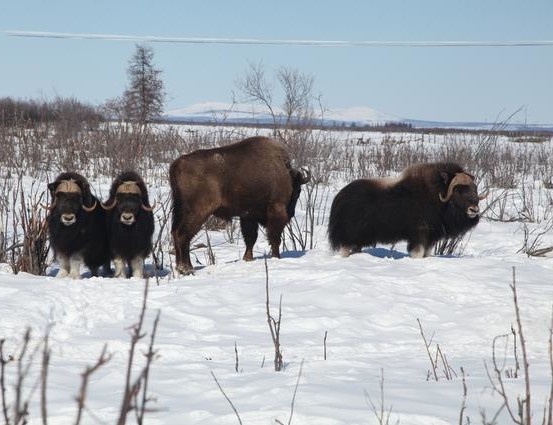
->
[265, 257, 283, 372]
[74, 344, 112, 425]
[211, 371, 242, 425]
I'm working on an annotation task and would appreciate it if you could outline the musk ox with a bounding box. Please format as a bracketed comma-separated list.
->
[46, 172, 110, 278]
[102, 171, 155, 278]
[169, 136, 311, 274]
[328, 162, 487, 258]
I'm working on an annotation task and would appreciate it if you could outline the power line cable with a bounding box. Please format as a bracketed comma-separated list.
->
[4, 30, 553, 47]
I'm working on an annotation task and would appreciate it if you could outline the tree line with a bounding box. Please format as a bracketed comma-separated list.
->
[1, 44, 165, 128]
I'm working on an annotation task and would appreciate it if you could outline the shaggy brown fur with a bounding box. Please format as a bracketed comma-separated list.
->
[170, 136, 310, 274]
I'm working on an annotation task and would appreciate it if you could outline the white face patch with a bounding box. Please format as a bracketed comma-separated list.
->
[467, 206, 480, 219]
[61, 213, 76, 226]
[120, 212, 136, 225]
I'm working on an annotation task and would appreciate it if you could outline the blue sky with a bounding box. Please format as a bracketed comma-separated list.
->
[1, 0, 552, 123]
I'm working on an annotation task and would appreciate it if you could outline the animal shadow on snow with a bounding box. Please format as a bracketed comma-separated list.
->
[46, 263, 171, 279]
[280, 250, 308, 259]
[363, 247, 459, 259]
[194, 249, 307, 268]
[364, 247, 409, 259]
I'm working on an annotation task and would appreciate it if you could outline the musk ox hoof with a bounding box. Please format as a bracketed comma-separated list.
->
[56, 268, 69, 278]
[339, 246, 352, 257]
[69, 270, 82, 279]
[408, 246, 426, 258]
[174, 265, 194, 276]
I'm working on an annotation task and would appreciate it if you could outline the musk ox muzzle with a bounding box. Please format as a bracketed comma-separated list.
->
[120, 211, 136, 226]
[61, 213, 77, 226]
[467, 205, 480, 219]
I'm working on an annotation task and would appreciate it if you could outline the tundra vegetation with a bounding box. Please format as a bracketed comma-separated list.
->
[0, 92, 552, 423]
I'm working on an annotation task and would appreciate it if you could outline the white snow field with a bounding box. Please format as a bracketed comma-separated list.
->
[0, 128, 552, 425]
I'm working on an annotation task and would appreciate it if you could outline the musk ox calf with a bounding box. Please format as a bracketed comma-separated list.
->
[169, 136, 311, 274]
[103, 171, 155, 278]
[47, 172, 110, 278]
[328, 162, 487, 258]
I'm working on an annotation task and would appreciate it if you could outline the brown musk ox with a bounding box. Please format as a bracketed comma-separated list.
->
[328, 162, 487, 258]
[46, 172, 110, 278]
[102, 171, 155, 278]
[169, 136, 311, 274]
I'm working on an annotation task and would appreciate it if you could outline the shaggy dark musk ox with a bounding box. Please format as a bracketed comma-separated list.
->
[103, 171, 155, 278]
[47, 172, 110, 278]
[328, 162, 487, 258]
[170, 136, 311, 274]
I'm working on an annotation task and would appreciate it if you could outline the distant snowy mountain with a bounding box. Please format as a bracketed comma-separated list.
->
[164, 102, 401, 126]
[323, 106, 401, 125]
[164, 101, 553, 132]
[165, 101, 274, 123]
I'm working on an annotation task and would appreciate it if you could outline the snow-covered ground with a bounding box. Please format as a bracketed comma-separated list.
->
[0, 129, 553, 424]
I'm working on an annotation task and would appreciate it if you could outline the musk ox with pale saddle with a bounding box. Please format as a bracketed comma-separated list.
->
[46, 172, 110, 278]
[328, 162, 487, 258]
[169, 136, 311, 274]
[102, 171, 155, 278]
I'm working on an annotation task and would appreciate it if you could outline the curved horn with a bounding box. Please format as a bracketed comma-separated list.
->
[439, 173, 475, 203]
[100, 199, 117, 210]
[82, 200, 98, 212]
[41, 198, 57, 211]
[141, 201, 156, 212]
[298, 166, 312, 185]
[478, 190, 490, 200]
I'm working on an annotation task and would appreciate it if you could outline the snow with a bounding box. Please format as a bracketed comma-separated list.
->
[1, 131, 553, 424]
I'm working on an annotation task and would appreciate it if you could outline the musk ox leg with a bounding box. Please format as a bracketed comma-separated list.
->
[69, 253, 84, 279]
[266, 204, 289, 258]
[240, 218, 259, 262]
[424, 245, 434, 257]
[130, 256, 145, 278]
[408, 244, 425, 259]
[113, 257, 127, 278]
[338, 246, 351, 257]
[56, 254, 70, 278]
[338, 245, 359, 257]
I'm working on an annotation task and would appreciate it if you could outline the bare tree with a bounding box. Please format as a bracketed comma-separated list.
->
[123, 44, 165, 126]
[236, 62, 318, 141]
[278, 66, 315, 128]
